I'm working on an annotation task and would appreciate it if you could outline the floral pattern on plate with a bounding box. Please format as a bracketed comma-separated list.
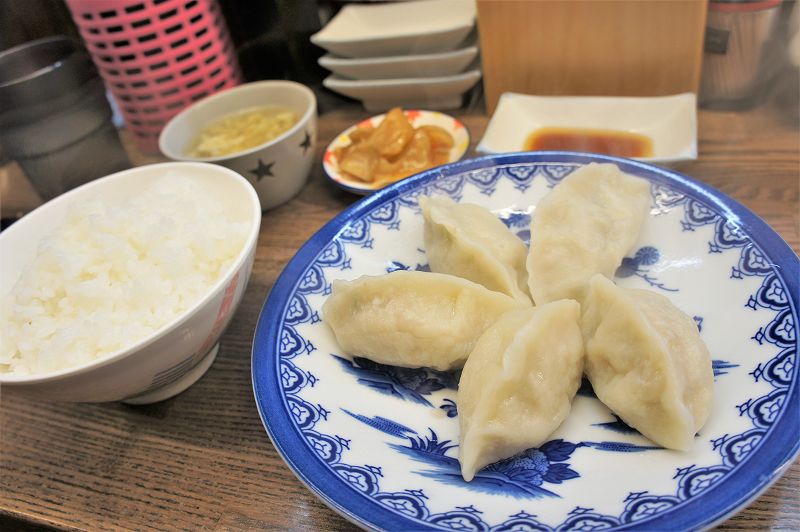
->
[253, 152, 799, 531]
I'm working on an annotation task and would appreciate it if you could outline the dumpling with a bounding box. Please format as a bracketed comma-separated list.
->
[581, 274, 713, 450]
[420, 196, 531, 304]
[458, 300, 584, 481]
[527, 163, 650, 304]
[322, 271, 523, 371]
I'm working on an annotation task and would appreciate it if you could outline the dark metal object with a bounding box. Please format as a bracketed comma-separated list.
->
[0, 36, 129, 201]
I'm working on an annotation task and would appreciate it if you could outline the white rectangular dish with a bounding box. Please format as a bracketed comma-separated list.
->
[318, 43, 479, 80]
[477, 92, 698, 164]
[323, 69, 481, 111]
[310, 0, 476, 58]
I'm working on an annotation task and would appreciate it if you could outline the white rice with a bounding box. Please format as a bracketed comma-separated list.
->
[0, 175, 249, 375]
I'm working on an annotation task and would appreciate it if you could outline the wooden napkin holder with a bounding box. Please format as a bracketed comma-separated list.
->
[477, 0, 708, 114]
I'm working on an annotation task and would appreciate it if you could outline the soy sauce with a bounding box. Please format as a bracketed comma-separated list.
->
[525, 127, 654, 158]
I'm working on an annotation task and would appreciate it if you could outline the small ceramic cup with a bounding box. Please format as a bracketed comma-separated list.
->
[159, 81, 317, 210]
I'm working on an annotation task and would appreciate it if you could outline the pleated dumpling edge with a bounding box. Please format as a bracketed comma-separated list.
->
[420, 195, 532, 305]
[457, 299, 584, 481]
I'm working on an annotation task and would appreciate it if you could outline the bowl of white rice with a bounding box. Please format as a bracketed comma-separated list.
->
[0, 162, 261, 403]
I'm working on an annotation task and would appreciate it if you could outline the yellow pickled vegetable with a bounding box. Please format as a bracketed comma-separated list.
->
[336, 108, 454, 188]
[187, 105, 298, 158]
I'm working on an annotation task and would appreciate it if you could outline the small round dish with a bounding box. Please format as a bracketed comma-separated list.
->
[322, 109, 470, 195]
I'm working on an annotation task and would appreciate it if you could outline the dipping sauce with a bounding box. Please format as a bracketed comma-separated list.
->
[525, 127, 654, 158]
[187, 105, 298, 158]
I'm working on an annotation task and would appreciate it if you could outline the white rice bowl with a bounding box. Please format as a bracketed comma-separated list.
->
[1, 175, 248, 375]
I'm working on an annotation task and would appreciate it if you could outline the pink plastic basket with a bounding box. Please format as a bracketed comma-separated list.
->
[66, 0, 243, 153]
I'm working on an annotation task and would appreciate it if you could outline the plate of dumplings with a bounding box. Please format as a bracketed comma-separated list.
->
[252, 153, 799, 530]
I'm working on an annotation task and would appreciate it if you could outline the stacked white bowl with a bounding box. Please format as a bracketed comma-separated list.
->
[311, 0, 481, 111]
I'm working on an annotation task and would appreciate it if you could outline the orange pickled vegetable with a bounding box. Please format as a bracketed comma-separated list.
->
[339, 144, 379, 182]
[369, 108, 415, 157]
[336, 108, 455, 188]
[417, 125, 454, 151]
[348, 125, 374, 144]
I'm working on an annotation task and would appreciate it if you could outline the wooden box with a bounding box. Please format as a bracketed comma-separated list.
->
[477, 0, 708, 113]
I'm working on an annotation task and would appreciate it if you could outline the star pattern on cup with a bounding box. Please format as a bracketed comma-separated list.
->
[299, 131, 312, 155]
[249, 159, 275, 182]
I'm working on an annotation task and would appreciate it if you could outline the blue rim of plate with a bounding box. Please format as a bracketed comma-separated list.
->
[252, 151, 799, 531]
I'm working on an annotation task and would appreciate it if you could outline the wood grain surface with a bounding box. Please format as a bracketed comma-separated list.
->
[1, 104, 798, 531]
[476, 0, 707, 113]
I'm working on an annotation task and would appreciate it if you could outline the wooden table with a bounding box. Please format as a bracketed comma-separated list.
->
[1, 103, 798, 531]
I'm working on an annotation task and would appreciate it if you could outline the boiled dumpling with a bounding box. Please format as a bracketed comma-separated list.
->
[420, 196, 531, 304]
[581, 274, 713, 450]
[458, 300, 584, 481]
[322, 271, 523, 371]
[527, 163, 650, 304]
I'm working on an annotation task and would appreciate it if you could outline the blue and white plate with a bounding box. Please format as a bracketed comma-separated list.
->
[252, 153, 799, 530]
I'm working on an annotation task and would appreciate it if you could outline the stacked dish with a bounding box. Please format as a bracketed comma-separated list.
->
[312, 0, 481, 111]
